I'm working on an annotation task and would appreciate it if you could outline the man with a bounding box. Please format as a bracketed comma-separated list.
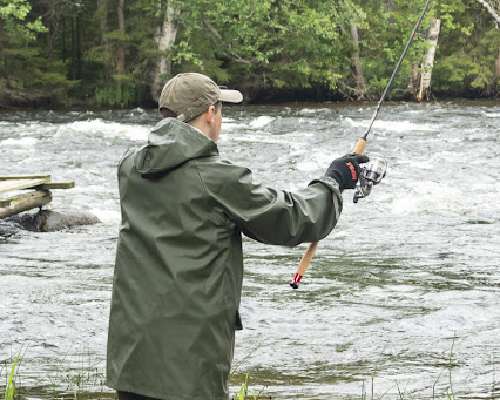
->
[106, 73, 368, 400]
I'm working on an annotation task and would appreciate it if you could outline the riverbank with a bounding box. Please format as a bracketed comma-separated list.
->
[0, 83, 498, 110]
[4, 351, 488, 400]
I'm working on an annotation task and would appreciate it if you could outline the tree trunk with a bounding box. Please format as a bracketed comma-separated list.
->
[46, 0, 55, 59]
[496, 48, 500, 82]
[116, 0, 125, 75]
[76, 15, 82, 79]
[151, 1, 179, 101]
[417, 18, 441, 102]
[61, 17, 67, 62]
[408, 63, 420, 97]
[70, 15, 82, 80]
[97, 0, 109, 45]
[475, 0, 500, 27]
[350, 23, 366, 99]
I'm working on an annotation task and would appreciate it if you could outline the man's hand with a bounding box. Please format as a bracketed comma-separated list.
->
[325, 154, 370, 191]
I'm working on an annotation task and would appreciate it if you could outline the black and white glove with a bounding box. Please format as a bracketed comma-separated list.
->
[325, 154, 370, 191]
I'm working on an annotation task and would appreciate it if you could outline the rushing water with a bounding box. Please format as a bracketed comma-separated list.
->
[1, 101, 499, 399]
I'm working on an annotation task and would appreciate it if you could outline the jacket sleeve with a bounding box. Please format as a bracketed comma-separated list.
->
[197, 160, 343, 246]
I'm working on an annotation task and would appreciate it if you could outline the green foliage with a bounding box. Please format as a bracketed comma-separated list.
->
[0, 0, 46, 41]
[234, 373, 266, 400]
[0, 0, 498, 107]
[175, 0, 356, 92]
[0, 0, 72, 106]
[94, 78, 139, 108]
[432, 0, 500, 95]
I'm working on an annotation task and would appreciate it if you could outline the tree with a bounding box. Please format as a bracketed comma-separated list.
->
[116, 0, 126, 75]
[350, 22, 367, 99]
[1, 0, 499, 108]
[416, 18, 441, 101]
[151, 0, 179, 100]
[0, 0, 72, 107]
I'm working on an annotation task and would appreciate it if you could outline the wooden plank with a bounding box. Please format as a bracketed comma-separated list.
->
[0, 190, 52, 219]
[36, 181, 75, 190]
[0, 175, 51, 181]
[0, 198, 12, 207]
[0, 191, 50, 207]
[0, 178, 51, 193]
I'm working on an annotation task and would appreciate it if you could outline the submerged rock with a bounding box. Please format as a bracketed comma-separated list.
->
[5, 209, 100, 232]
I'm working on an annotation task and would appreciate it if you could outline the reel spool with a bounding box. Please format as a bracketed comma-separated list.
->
[353, 158, 387, 203]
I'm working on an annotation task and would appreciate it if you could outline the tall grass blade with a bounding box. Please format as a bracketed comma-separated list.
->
[236, 373, 249, 400]
[4, 356, 20, 400]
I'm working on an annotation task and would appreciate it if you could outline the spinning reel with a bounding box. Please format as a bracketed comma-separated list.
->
[353, 158, 387, 203]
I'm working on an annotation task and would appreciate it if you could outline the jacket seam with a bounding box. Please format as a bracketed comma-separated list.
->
[192, 158, 230, 225]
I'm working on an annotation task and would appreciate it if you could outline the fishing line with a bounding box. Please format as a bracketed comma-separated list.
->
[363, 0, 432, 140]
[290, 0, 433, 289]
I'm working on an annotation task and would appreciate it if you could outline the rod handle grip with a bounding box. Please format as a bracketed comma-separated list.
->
[297, 241, 318, 276]
[352, 137, 367, 155]
[290, 242, 318, 289]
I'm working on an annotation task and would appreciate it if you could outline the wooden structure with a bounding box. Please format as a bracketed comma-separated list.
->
[0, 176, 74, 219]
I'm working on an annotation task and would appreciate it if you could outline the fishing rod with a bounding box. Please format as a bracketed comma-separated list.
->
[290, 0, 432, 290]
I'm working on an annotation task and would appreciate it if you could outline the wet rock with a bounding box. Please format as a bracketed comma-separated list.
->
[5, 209, 100, 232]
[0, 220, 21, 238]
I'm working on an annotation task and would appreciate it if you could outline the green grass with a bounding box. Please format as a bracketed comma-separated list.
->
[235, 373, 249, 400]
[3, 355, 21, 400]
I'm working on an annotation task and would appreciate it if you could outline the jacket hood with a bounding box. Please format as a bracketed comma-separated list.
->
[135, 118, 218, 177]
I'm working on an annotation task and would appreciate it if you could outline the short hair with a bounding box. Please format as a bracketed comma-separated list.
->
[159, 107, 177, 118]
[160, 102, 221, 121]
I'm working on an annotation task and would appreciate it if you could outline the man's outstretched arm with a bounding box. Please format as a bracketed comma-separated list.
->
[197, 160, 344, 246]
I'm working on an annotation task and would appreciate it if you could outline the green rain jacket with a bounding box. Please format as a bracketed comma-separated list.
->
[106, 118, 343, 400]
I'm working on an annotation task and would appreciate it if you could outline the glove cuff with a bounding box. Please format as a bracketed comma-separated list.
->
[327, 170, 345, 192]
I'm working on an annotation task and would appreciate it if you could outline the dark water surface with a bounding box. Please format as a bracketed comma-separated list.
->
[1, 101, 499, 399]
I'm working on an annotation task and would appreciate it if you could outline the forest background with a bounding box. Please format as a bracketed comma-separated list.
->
[0, 0, 499, 109]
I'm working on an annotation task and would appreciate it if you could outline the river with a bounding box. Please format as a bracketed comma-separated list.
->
[1, 101, 499, 399]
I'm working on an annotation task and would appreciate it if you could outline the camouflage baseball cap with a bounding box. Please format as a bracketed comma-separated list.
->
[159, 73, 243, 122]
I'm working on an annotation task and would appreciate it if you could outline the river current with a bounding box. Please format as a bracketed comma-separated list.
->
[1, 101, 499, 399]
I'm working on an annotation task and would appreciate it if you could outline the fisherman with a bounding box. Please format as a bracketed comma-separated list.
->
[106, 72, 369, 400]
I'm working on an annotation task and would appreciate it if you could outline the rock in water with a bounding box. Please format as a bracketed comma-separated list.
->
[5, 209, 100, 232]
[0, 220, 21, 238]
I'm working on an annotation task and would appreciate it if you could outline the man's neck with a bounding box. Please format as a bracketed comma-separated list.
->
[188, 121, 213, 142]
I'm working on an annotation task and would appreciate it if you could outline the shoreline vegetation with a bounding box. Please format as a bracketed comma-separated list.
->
[0, 97, 498, 115]
[0, 1, 499, 110]
[2, 346, 498, 400]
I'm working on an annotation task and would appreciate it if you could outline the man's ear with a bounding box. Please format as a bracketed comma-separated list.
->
[207, 105, 217, 123]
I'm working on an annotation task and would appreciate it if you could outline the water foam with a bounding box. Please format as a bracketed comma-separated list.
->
[249, 115, 275, 129]
[0, 137, 38, 146]
[342, 117, 437, 132]
[481, 111, 500, 118]
[56, 119, 149, 142]
[296, 151, 333, 172]
[90, 208, 121, 225]
[391, 181, 466, 215]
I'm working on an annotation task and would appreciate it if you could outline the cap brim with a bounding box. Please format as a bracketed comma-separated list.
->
[219, 89, 243, 103]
